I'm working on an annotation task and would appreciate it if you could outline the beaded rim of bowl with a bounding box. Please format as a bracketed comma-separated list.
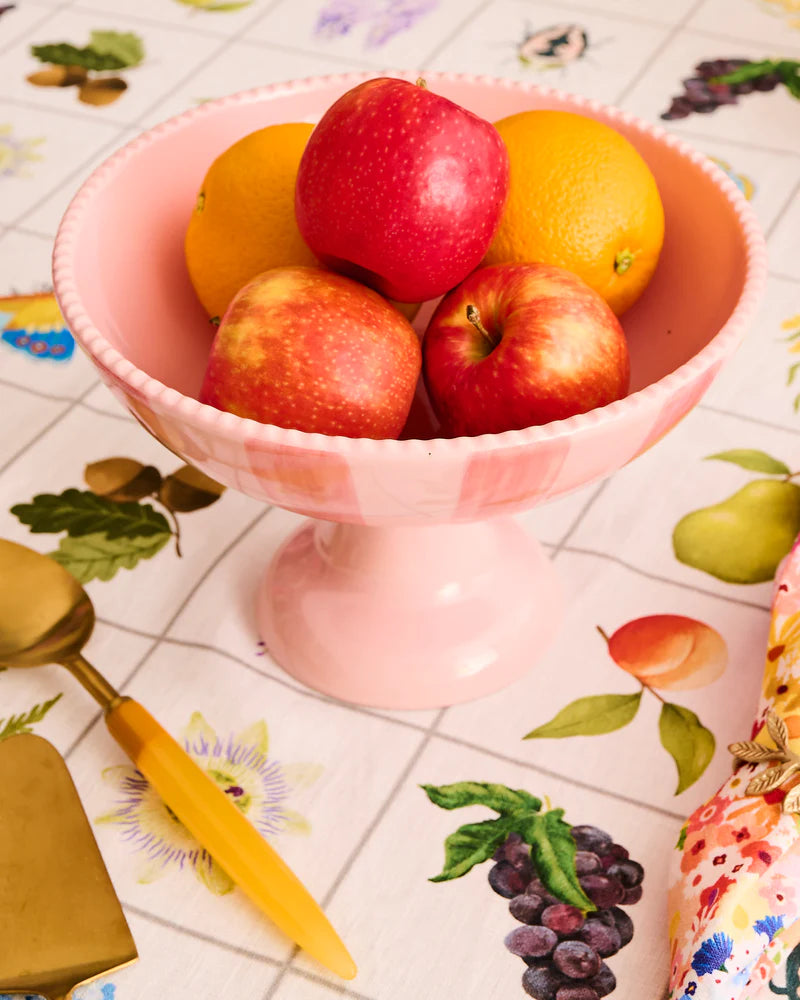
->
[52, 69, 768, 457]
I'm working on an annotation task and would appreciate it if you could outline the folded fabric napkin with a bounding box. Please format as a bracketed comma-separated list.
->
[669, 537, 800, 1000]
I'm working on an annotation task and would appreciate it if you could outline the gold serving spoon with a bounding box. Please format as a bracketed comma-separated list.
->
[0, 537, 356, 981]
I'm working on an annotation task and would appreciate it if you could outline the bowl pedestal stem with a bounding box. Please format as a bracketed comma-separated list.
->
[255, 516, 564, 709]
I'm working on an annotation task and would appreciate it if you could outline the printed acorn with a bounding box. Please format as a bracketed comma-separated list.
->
[26, 30, 144, 107]
[423, 782, 644, 1000]
[84, 458, 162, 503]
[10, 457, 225, 582]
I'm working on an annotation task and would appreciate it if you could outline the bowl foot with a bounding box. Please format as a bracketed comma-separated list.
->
[256, 517, 564, 709]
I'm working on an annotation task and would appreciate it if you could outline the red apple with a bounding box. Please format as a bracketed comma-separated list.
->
[199, 266, 421, 439]
[422, 263, 630, 436]
[294, 76, 509, 303]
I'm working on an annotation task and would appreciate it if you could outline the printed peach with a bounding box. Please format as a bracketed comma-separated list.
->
[605, 614, 727, 691]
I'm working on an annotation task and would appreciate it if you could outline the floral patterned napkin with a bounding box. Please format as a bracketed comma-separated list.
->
[669, 540, 800, 1000]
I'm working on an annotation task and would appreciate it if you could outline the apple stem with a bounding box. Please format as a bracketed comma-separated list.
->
[416, 77, 428, 89]
[466, 305, 495, 346]
[595, 625, 611, 645]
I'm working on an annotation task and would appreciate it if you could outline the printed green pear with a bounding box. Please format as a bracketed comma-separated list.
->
[673, 479, 800, 583]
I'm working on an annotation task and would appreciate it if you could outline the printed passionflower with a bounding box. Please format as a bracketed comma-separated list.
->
[0, 124, 44, 178]
[96, 712, 322, 893]
[691, 932, 734, 976]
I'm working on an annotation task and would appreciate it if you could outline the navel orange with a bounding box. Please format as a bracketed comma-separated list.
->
[184, 122, 317, 321]
[483, 110, 665, 316]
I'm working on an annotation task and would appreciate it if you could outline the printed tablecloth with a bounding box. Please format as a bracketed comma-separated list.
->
[3, 1, 800, 999]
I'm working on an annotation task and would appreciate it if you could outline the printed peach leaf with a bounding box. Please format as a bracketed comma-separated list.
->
[659, 703, 715, 794]
[421, 781, 542, 814]
[48, 530, 171, 582]
[428, 816, 517, 882]
[704, 449, 790, 475]
[523, 693, 642, 739]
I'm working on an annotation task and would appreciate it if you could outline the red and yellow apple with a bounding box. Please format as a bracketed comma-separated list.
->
[422, 262, 630, 437]
[294, 76, 509, 303]
[199, 266, 421, 439]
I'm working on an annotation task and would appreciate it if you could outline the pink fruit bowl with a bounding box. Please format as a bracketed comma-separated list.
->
[52, 70, 766, 711]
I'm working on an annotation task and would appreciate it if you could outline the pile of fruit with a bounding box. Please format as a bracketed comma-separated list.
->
[186, 76, 665, 439]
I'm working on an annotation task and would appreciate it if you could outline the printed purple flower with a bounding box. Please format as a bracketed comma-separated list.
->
[313, 0, 372, 38]
[754, 914, 785, 939]
[691, 932, 733, 976]
[96, 712, 321, 894]
[365, 0, 439, 47]
[0, 124, 44, 178]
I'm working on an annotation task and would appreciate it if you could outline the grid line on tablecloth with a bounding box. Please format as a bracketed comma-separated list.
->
[697, 401, 800, 436]
[0, 374, 78, 404]
[560, 544, 773, 612]
[262, 708, 449, 1000]
[767, 176, 800, 238]
[550, 479, 611, 557]
[684, 22, 800, 53]
[611, 0, 707, 106]
[0, 380, 96, 477]
[505, 0, 693, 31]
[0, 0, 74, 57]
[61, 503, 273, 761]
[121, 902, 286, 969]
[415, 0, 491, 66]
[68, 0, 273, 39]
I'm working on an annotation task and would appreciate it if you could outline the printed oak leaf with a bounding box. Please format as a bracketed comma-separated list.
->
[524, 616, 724, 794]
[49, 531, 171, 583]
[31, 31, 144, 71]
[0, 693, 62, 741]
[10, 457, 224, 582]
[673, 449, 800, 584]
[422, 781, 594, 911]
[10, 489, 171, 539]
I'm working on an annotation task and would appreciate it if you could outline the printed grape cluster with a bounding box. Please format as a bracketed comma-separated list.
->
[489, 826, 644, 1000]
[661, 59, 781, 119]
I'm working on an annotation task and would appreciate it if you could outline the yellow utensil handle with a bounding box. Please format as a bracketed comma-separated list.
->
[105, 697, 356, 980]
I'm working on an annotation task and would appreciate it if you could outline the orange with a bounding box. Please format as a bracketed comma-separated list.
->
[483, 110, 665, 316]
[184, 122, 318, 320]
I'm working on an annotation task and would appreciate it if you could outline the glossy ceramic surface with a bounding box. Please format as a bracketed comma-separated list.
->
[52, 71, 767, 708]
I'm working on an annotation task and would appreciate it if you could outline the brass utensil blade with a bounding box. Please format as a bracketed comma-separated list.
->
[0, 734, 137, 999]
